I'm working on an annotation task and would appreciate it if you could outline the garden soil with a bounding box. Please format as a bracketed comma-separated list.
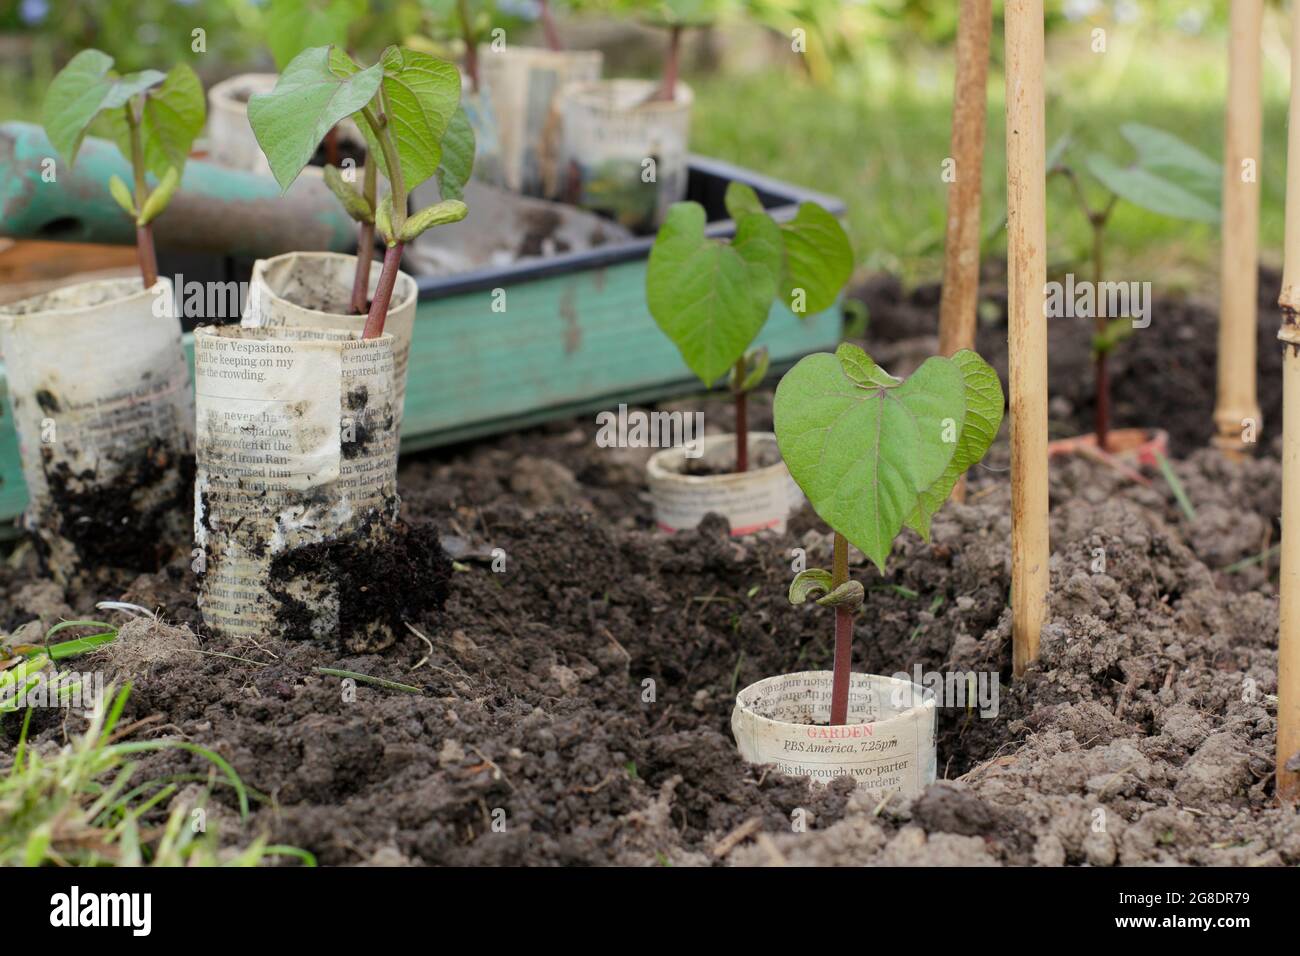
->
[2, 273, 1298, 864]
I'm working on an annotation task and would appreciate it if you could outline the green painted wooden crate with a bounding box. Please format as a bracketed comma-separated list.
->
[0, 156, 843, 525]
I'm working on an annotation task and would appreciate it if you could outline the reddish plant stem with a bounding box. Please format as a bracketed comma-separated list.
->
[324, 126, 341, 167]
[657, 25, 683, 102]
[733, 356, 749, 473]
[363, 242, 404, 339]
[1095, 349, 1110, 454]
[136, 224, 158, 289]
[1090, 215, 1110, 452]
[538, 0, 563, 51]
[459, 0, 480, 92]
[350, 222, 375, 315]
[829, 533, 852, 726]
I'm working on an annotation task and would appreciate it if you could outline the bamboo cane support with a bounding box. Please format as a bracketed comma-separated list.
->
[1214, 0, 1264, 458]
[1004, 0, 1049, 678]
[939, 0, 992, 504]
[1276, 0, 1300, 807]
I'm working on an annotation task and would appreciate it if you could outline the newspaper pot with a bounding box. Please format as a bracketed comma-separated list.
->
[207, 73, 365, 176]
[559, 79, 692, 232]
[193, 325, 427, 652]
[732, 671, 937, 796]
[241, 251, 418, 432]
[479, 45, 603, 199]
[646, 432, 801, 536]
[0, 277, 192, 576]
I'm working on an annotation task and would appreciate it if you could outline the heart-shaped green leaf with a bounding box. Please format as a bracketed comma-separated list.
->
[435, 105, 476, 201]
[1085, 153, 1220, 224]
[42, 50, 164, 166]
[780, 201, 852, 316]
[646, 201, 783, 386]
[103, 63, 206, 181]
[265, 0, 363, 70]
[248, 45, 384, 192]
[373, 46, 461, 193]
[905, 348, 1004, 538]
[774, 343, 966, 571]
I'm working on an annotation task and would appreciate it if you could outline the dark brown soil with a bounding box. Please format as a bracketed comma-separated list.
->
[1, 320, 1297, 864]
[854, 264, 1285, 458]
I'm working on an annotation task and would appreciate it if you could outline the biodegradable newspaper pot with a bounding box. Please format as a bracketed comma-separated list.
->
[194, 325, 417, 651]
[559, 79, 692, 232]
[646, 432, 801, 536]
[0, 277, 192, 575]
[241, 251, 418, 431]
[207, 73, 365, 177]
[732, 671, 937, 796]
[479, 45, 603, 199]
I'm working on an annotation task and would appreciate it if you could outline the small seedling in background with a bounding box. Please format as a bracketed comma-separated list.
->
[42, 51, 205, 289]
[775, 343, 1002, 725]
[249, 44, 475, 338]
[646, 181, 851, 472]
[1049, 123, 1220, 452]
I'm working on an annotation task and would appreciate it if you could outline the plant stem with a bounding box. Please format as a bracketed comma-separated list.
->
[350, 159, 378, 315]
[360, 103, 407, 238]
[1091, 215, 1109, 452]
[657, 25, 683, 102]
[538, 0, 563, 51]
[363, 241, 404, 339]
[124, 101, 158, 289]
[733, 358, 749, 474]
[829, 532, 852, 726]
[458, 0, 480, 91]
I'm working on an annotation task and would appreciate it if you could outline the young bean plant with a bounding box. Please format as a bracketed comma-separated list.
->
[775, 343, 1003, 725]
[646, 181, 852, 472]
[249, 44, 475, 337]
[43, 51, 206, 289]
[1049, 123, 1220, 452]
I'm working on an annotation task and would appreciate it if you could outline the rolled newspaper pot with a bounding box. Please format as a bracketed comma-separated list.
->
[194, 325, 408, 650]
[241, 251, 418, 432]
[646, 432, 803, 536]
[0, 277, 192, 574]
[732, 671, 937, 797]
[479, 45, 603, 199]
[559, 79, 692, 232]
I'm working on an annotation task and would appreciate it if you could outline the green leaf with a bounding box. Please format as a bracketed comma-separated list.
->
[374, 194, 394, 244]
[247, 45, 384, 192]
[373, 46, 461, 193]
[1120, 123, 1220, 187]
[104, 63, 206, 181]
[780, 202, 853, 316]
[905, 349, 1004, 538]
[1091, 318, 1134, 356]
[724, 180, 764, 221]
[138, 166, 180, 225]
[789, 568, 834, 605]
[1085, 153, 1220, 224]
[42, 50, 163, 166]
[108, 174, 136, 217]
[646, 202, 784, 386]
[435, 105, 476, 201]
[728, 345, 770, 394]
[774, 344, 966, 572]
[266, 0, 363, 70]
[398, 199, 468, 241]
[835, 341, 900, 388]
[324, 164, 374, 222]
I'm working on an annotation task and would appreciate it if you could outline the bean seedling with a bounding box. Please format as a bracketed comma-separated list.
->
[774, 343, 1003, 724]
[42, 50, 205, 289]
[249, 44, 475, 337]
[646, 181, 851, 471]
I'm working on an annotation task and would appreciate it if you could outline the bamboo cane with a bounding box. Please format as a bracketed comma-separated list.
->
[939, 0, 992, 504]
[1004, 0, 1048, 678]
[1214, 0, 1264, 458]
[1276, 0, 1300, 807]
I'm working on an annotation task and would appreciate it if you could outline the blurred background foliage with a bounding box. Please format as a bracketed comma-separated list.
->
[0, 0, 1293, 286]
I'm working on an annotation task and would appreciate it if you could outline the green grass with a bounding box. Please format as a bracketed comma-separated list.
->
[691, 23, 1292, 289]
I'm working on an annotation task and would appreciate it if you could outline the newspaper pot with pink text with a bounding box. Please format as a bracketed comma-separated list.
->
[559, 79, 692, 232]
[645, 432, 802, 536]
[732, 671, 937, 797]
[241, 251, 419, 432]
[479, 45, 603, 199]
[0, 277, 192, 576]
[193, 325, 449, 652]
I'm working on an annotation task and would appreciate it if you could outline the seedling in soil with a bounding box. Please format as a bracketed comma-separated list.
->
[774, 343, 1003, 724]
[42, 51, 205, 289]
[249, 44, 475, 338]
[1049, 124, 1220, 452]
[646, 181, 851, 472]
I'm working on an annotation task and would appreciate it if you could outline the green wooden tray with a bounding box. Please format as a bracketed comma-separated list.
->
[0, 156, 843, 526]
